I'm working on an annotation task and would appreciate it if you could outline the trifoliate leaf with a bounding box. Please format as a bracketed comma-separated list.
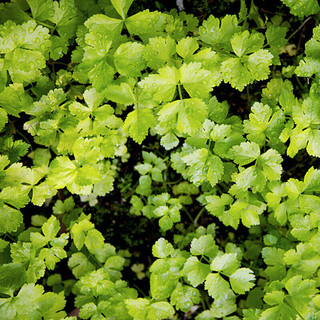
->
[158, 98, 207, 136]
[70, 218, 94, 250]
[50, 0, 78, 39]
[205, 194, 233, 219]
[285, 275, 317, 307]
[68, 252, 95, 279]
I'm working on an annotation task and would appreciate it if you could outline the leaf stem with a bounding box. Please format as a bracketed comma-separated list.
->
[287, 16, 313, 41]
[194, 207, 205, 225]
[178, 84, 183, 101]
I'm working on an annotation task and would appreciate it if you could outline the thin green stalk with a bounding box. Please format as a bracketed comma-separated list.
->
[182, 206, 195, 225]
[194, 207, 205, 225]
[177, 83, 183, 101]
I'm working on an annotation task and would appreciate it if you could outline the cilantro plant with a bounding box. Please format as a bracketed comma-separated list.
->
[1, 0, 320, 319]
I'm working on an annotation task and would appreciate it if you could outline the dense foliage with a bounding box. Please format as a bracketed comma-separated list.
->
[1, 0, 320, 319]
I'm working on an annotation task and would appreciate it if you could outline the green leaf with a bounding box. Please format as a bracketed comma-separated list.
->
[243, 102, 272, 145]
[199, 15, 240, 50]
[182, 148, 223, 187]
[182, 256, 210, 287]
[190, 235, 218, 259]
[125, 10, 166, 40]
[221, 50, 273, 91]
[110, 0, 134, 19]
[170, 283, 201, 312]
[114, 42, 146, 77]
[46, 156, 77, 189]
[231, 31, 264, 57]
[180, 62, 214, 98]
[158, 98, 208, 136]
[176, 37, 199, 59]
[70, 218, 94, 250]
[152, 238, 174, 258]
[229, 141, 260, 166]
[125, 298, 149, 320]
[68, 252, 95, 279]
[280, 0, 320, 18]
[0, 83, 33, 117]
[257, 149, 283, 181]
[50, 0, 78, 39]
[285, 275, 318, 307]
[123, 109, 156, 144]
[147, 301, 175, 320]
[229, 268, 255, 294]
[210, 253, 239, 275]
[138, 66, 179, 103]
[84, 229, 105, 253]
[144, 36, 176, 70]
[0, 263, 27, 296]
[264, 290, 285, 305]
[26, 0, 55, 21]
[0, 204, 23, 234]
[126, 299, 175, 320]
[260, 303, 297, 320]
[205, 273, 230, 300]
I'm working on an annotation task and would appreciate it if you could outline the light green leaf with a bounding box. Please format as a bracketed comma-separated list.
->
[199, 15, 240, 51]
[190, 234, 218, 259]
[26, 0, 55, 21]
[110, 0, 134, 19]
[144, 36, 176, 70]
[229, 268, 255, 294]
[231, 31, 264, 57]
[229, 141, 260, 166]
[205, 273, 230, 300]
[0, 204, 23, 234]
[123, 109, 156, 144]
[152, 238, 174, 259]
[210, 253, 239, 275]
[158, 98, 207, 136]
[182, 256, 210, 287]
[114, 42, 146, 77]
[138, 66, 179, 103]
[170, 283, 201, 312]
[180, 62, 214, 98]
